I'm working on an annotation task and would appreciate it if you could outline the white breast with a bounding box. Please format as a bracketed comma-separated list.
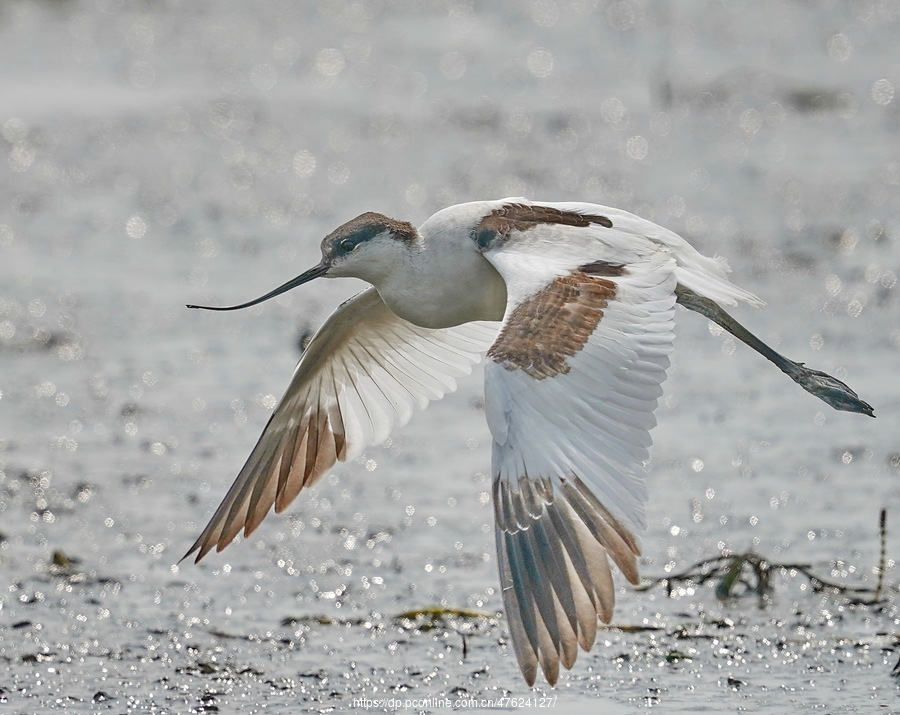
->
[375, 203, 509, 329]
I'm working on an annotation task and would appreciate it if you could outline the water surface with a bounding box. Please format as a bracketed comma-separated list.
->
[1, 1, 899, 711]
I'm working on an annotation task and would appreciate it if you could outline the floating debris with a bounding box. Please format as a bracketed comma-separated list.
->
[51, 550, 79, 568]
[638, 509, 890, 607]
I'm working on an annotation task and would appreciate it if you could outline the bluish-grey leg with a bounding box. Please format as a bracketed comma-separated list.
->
[675, 285, 874, 417]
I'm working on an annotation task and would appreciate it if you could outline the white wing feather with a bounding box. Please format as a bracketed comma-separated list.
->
[185, 287, 498, 562]
[498, 198, 764, 308]
[482, 241, 677, 685]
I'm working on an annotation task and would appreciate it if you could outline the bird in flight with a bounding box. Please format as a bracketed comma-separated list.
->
[184, 198, 873, 686]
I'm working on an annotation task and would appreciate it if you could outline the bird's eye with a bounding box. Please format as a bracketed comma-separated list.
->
[339, 238, 356, 253]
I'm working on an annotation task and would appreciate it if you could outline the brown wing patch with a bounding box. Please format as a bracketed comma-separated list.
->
[474, 203, 613, 250]
[488, 270, 617, 379]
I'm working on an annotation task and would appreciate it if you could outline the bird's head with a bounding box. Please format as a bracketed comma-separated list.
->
[320, 212, 418, 279]
[187, 212, 418, 312]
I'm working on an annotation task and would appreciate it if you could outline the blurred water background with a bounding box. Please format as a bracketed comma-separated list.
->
[1, 1, 899, 712]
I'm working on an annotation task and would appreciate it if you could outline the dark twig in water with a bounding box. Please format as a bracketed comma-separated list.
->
[638, 551, 881, 601]
[279, 606, 495, 630]
[639, 511, 889, 606]
[394, 606, 494, 623]
[875, 508, 887, 603]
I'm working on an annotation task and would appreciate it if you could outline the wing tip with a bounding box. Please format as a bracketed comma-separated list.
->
[496, 470, 646, 687]
[180, 538, 210, 565]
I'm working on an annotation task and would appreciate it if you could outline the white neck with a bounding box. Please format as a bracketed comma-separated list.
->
[370, 230, 507, 329]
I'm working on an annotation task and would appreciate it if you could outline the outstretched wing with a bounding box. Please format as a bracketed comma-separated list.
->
[185, 287, 498, 562]
[481, 229, 677, 685]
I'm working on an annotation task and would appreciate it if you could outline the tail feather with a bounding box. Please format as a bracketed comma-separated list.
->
[673, 253, 764, 308]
